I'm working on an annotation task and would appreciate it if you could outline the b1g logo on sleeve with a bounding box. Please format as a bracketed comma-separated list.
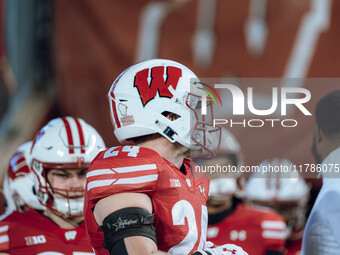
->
[134, 66, 182, 106]
[25, 235, 46, 246]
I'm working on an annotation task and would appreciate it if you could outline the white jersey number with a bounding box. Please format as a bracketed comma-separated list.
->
[169, 200, 207, 254]
[104, 146, 140, 158]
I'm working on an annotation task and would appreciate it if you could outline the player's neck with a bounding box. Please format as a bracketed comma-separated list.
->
[136, 136, 189, 169]
[43, 209, 84, 229]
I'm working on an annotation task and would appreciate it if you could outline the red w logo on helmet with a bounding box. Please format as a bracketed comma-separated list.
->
[134, 66, 182, 106]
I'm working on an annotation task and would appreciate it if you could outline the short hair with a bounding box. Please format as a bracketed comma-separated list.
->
[315, 90, 340, 139]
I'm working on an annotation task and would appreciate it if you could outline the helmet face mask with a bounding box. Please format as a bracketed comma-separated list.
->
[187, 93, 221, 156]
[108, 59, 221, 156]
[32, 159, 88, 217]
[30, 117, 106, 217]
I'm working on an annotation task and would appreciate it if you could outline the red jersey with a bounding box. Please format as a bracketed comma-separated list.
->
[0, 209, 93, 255]
[287, 239, 302, 255]
[85, 146, 210, 255]
[286, 227, 304, 255]
[207, 203, 287, 255]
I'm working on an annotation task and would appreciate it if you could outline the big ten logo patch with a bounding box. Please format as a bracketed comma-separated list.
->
[25, 235, 46, 246]
[170, 179, 181, 187]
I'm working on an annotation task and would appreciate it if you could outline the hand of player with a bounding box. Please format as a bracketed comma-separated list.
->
[193, 241, 249, 255]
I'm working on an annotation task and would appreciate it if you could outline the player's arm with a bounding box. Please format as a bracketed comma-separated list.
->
[0, 253, 9, 255]
[93, 192, 169, 255]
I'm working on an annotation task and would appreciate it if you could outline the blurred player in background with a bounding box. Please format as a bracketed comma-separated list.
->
[84, 59, 248, 255]
[245, 159, 310, 255]
[196, 129, 287, 255]
[1, 141, 45, 217]
[0, 116, 106, 254]
[302, 90, 340, 255]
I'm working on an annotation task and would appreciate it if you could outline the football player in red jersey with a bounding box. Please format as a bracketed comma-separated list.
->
[245, 159, 310, 255]
[196, 129, 287, 255]
[0, 116, 106, 255]
[84, 59, 248, 255]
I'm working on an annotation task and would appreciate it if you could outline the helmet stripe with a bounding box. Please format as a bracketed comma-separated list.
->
[61, 117, 75, 154]
[74, 117, 86, 153]
[110, 92, 121, 128]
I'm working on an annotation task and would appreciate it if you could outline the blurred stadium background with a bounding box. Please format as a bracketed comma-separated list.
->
[1, 0, 340, 214]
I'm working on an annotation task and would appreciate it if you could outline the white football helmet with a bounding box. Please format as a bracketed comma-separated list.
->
[244, 158, 310, 231]
[108, 59, 221, 156]
[2, 141, 45, 212]
[196, 128, 243, 200]
[218, 128, 243, 171]
[30, 117, 106, 217]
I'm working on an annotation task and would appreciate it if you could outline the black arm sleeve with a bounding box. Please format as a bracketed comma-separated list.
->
[100, 207, 157, 253]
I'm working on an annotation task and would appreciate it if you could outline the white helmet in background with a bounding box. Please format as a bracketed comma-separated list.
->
[244, 158, 310, 231]
[108, 59, 221, 156]
[197, 128, 243, 200]
[2, 141, 45, 212]
[30, 117, 106, 217]
[218, 128, 243, 171]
